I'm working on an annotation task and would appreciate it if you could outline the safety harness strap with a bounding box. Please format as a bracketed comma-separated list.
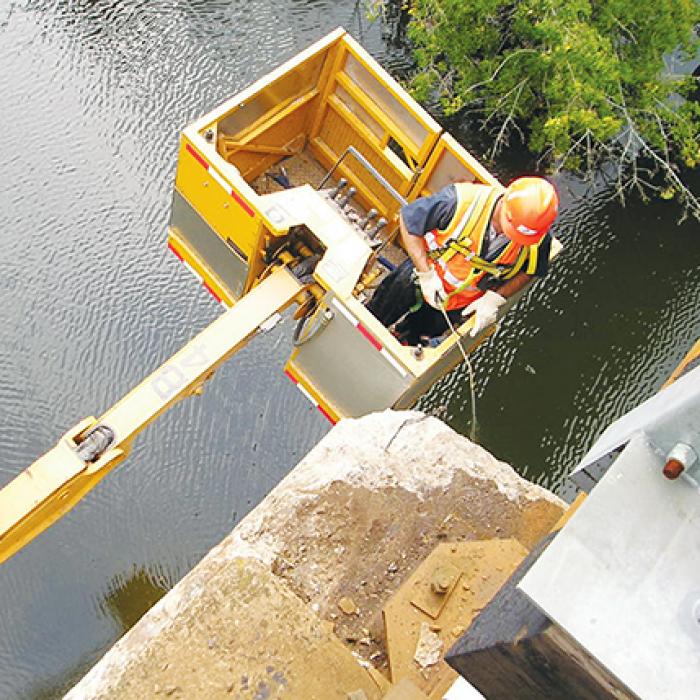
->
[426, 191, 488, 263]
[445, 245, 531, 300]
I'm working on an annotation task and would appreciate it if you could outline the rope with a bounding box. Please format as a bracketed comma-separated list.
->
[439, 306, 478, 442]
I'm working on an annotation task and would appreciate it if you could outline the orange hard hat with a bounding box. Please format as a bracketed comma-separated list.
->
[499, 177, 559, 245]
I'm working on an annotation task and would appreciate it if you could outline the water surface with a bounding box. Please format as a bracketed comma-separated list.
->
[0, 2, 698, 697]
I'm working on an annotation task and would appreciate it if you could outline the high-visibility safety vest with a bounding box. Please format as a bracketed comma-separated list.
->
[423, 183, 542, 311]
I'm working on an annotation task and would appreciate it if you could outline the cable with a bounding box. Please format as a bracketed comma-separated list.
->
[292, 302, 333, 347]
[439, 307, 478, 442]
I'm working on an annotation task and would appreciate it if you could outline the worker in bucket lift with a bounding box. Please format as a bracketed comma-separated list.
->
[366, 177, 558, 346]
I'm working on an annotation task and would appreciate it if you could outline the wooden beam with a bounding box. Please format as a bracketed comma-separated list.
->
[219, 140, 298, 157]
[445, 534, 638, 700]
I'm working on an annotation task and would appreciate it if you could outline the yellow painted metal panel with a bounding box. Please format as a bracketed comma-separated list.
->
[218, 64, 323, 141]
[341, 35, 441, 151]
[335, 72, 420, 161]
[308, 41, 349, 141]
[175, 138, 261, 259]
[324, 94, 411, 186]
[333, 83, 385, 141]
[314, 106, 408, 215]
[307, 32, 443, 218]
[222, 99, 315, 182]
[192, 28, 346, 134]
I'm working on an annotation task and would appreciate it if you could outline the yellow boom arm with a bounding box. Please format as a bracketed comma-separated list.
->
[0, 267, 302, 565]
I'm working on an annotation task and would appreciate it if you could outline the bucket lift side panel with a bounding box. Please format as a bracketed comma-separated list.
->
[175, 138, 262, 260]
[286, 292, 414, 420]
[169, 137, 271, 304]
[169, 190, 249, 303]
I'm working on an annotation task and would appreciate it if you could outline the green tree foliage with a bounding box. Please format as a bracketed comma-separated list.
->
[399, 0, 700, 216]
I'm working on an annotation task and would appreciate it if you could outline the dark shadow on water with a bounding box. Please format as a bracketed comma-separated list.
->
[97, 565, 173, 633]
[27, 657, 99, 700]
[25, 566, 173, 699]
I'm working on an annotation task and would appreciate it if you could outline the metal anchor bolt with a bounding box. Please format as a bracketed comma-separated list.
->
[368, 217, 387, 239]
[338, 186, 357, 210]
[662, 442, 698, 480]
[360, 208, 378, 230]
[330, 178, 348, 200]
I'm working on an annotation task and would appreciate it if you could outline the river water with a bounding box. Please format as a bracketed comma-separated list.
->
[0, 2, 697, 697]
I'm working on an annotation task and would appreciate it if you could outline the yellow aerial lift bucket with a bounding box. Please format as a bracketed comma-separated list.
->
[0, 28, 560, 564]
[168, 28, 557, 424]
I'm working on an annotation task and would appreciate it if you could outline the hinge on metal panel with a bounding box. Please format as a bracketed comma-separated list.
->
[75, 425, 115, 463]
[258, 313, 282, 333]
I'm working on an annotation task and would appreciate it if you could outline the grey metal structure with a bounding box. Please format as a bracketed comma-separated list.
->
[520, 431, 700, 700]
[570, 363, 700, 491]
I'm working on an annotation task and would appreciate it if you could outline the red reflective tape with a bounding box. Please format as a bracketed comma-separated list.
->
[284, 369, 298, 384]
[230, 190, 255, 218]
[167, 242, 183, 261]
[317, 404, 336, 425]
[186, 143, 209, 170]
[357, 323, 383, 351]
[203, 281, 221, 303]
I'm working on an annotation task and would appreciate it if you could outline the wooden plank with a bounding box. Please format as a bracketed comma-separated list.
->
[336, 71, 419, 161]
[220, 140, 298, 157]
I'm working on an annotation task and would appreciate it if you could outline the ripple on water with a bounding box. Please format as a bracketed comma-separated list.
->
[1, 3, 699, 699]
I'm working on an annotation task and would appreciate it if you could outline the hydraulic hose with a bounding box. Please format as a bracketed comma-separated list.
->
[292, 302, 334, 347]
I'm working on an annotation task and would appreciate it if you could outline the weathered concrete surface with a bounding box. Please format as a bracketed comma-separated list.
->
[66, 411, 565, 699]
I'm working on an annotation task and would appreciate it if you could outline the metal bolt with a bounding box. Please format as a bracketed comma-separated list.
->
[330, 178, 348, 200]
[368, 217, 387, 239]
[431, 576, 451, 594]
[663, 459, 685, 480]
[662, 443, 697, 480]
[338, 186, 357, 210]
[360, 208, 378, 229]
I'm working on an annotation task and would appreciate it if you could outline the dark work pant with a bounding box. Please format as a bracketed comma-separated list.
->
[366, 259, 462, 345]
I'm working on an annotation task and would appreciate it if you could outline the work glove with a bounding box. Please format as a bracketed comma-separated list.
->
[416, 268, 446, 310]
[462, 290, 506, 336]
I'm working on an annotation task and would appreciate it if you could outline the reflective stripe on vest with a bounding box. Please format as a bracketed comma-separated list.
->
[424, 183, 532, 306]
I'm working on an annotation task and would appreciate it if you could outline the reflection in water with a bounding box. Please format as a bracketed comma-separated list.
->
[20, 569, 174, 700]
[97, 565, 173, 633]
